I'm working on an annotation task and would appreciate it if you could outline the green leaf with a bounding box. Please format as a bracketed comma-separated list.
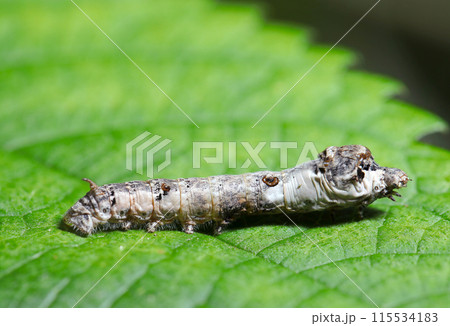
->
[1, 0, 448, 307]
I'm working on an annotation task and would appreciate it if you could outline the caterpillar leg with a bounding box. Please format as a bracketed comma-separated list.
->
[121, 221, 132, 231]
[147, 221, 161, 233]
[182, 221, 195, 234]
[329, 210, 336, 223]
[214, 220, 230, 235]
[358, 206, 365, 220]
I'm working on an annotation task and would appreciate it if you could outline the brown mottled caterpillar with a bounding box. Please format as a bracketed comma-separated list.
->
[64, 145, 409, 236]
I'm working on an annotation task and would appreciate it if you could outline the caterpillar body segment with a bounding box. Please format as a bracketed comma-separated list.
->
[63, 145, 409, 236]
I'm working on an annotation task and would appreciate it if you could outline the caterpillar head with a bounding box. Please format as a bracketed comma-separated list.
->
[318, 145, 410, 204]
[63, 179, 111, 235]
[380, 167, 410, 200]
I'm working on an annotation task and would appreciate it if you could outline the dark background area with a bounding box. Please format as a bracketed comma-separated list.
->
[229, 0, 450, 149]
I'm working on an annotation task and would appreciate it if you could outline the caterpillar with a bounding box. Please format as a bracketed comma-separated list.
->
[63, 145, 409, 236]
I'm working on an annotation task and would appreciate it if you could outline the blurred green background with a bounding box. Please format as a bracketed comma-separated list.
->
[242, 0, 450, 149]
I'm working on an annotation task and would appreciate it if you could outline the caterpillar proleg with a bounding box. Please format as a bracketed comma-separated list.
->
[63, 145, 409, 236]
